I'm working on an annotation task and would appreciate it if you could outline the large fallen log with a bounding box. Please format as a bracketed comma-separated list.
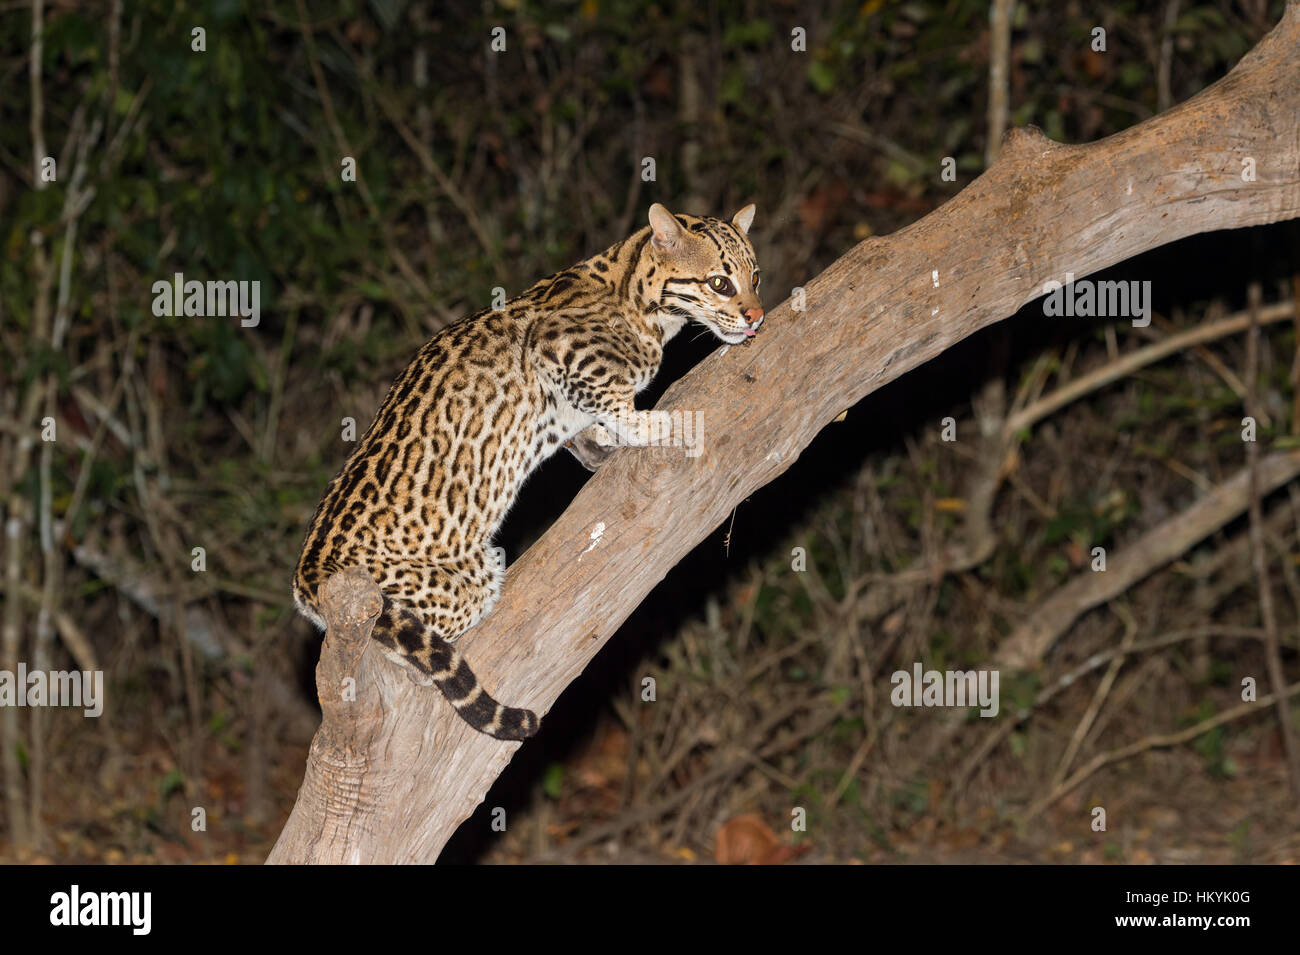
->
[268, 3, 1300, 863]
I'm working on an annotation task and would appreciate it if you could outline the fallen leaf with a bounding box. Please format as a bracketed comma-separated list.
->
[715, 814, 810, 865]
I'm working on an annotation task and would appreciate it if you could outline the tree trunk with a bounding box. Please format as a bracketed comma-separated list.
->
[268, 3, 1300, 864]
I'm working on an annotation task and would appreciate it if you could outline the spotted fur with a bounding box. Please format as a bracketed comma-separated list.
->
[293, 204, 764, 739]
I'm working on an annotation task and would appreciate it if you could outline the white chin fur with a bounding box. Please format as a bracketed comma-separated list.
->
[702, 321, 747, 344]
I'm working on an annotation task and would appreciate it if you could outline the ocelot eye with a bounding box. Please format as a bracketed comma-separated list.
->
[708, 275, 736, 296]
[752, 271, 761, 290]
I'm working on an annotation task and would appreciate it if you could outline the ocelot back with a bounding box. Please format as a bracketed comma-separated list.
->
[293, 204, 764, 739]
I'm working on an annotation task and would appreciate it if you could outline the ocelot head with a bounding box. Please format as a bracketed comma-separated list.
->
[648, 203, 764, 345]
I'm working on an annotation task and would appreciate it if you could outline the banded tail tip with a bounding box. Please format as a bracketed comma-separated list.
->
[446, 683, 540, 740]
[486, 706, 540, 740]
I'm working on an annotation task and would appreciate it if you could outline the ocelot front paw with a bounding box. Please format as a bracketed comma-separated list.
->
[564, 424, 617, 472]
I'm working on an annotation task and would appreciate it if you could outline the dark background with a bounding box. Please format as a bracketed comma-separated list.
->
[1, 0, 1297, 863]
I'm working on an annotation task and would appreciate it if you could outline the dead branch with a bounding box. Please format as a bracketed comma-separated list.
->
[1026, 679, 1300, 820]
[269, 4, 1300, 864]
[70, 544, 318, 740]
[996, 450, 1300, 671]
[1050, 604, 1139, 789]
[948, 625, 1267, 799]
[1003, 299, 1296, 439]
[1245, 285, 1300, 796]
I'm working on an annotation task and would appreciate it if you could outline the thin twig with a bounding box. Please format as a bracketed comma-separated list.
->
[1157, 1, 1182, 112]
[1049, 603, 1137, 789]
[1026, 680, 1300, 820]
[550, 699, 840, 858]
[29, 0, 44, 190]
[1004, 300, 1295, 440]
[986, 0, 1014, 165]
[1244, 282, 1300, 796]
[293, 0, 439, 307]
[949, 626, 1266, 799]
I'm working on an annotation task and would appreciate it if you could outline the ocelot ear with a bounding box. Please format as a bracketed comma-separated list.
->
[731, 203, 756, 235]
[648, 203, 685, 253]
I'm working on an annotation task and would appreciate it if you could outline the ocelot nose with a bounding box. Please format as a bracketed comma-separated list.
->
[744, 307, 764, 325]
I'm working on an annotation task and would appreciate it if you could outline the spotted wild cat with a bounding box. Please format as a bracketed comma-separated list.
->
[293, 203, 764, 739]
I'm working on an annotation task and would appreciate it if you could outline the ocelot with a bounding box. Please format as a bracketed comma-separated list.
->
[293, 204, 764, 739]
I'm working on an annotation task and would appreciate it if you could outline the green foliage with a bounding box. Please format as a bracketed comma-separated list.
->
[542, 763, 565, 800]
[1005, 672, 1040, 714]
[890, 777, 930, 816]
[159, 768, 185, 799]
[1186, 701, 1239, 778]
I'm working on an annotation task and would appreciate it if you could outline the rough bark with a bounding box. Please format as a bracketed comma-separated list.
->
[268, 3, 1300, 864]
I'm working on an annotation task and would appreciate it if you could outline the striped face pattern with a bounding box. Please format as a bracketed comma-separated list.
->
[293, 204, 763, 740]
[649, 203, 765, 345]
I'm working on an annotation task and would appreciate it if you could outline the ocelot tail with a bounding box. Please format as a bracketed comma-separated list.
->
[293, 203, 764, 739]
